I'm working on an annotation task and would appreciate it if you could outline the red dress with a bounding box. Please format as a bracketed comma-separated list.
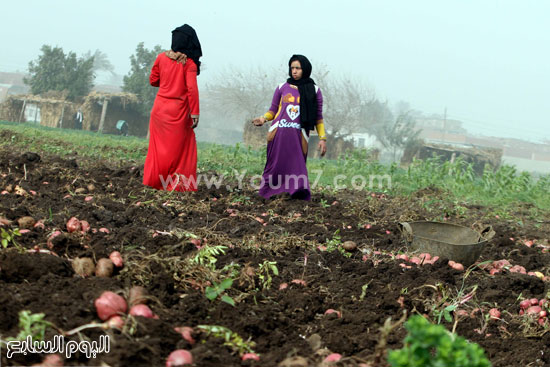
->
[143, 53, 200, 191]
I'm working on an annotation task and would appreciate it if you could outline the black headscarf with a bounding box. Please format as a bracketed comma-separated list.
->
[287, 54, 317, 131]
[171, 24, 203, 75]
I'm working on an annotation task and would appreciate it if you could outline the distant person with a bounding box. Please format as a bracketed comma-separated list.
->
[143, 24, 202, 192]
[252, 54, 327, 201]
[116, 120, 129, 136]
[74, 108, 83, 130]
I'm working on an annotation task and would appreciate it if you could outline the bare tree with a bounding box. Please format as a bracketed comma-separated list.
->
[314, 69, 377, 140]
[205, 64, 377, 141]
[205, 65, 284, 122]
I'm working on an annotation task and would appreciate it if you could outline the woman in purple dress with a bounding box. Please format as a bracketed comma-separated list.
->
[252, 54, 327, 200]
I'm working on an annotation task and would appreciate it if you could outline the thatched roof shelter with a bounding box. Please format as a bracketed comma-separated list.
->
[0, 95, 74, 127]
[401, 142, 502, 175]
[81, 92, 148, 136]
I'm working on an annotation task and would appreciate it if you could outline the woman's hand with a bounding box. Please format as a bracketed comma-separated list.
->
[166, 50, 188, 64]
[318, 140, 327, 157]
[252, 116, 267, 126]
[191, 117, 199, 129]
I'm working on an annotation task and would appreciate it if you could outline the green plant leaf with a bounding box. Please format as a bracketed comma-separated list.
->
[220, 278, 233, 290]
[221, 295, 235, 307]
[205, 286, 218, 301]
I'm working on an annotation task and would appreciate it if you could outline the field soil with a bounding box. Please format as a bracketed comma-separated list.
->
[1, 143, 549, 367]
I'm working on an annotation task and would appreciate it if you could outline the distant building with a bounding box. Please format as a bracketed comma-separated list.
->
[0, 72, 30, 102]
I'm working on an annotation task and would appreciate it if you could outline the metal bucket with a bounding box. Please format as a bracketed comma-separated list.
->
[398, 221, 495, 267]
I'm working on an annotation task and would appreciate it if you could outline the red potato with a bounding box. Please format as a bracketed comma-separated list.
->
[84, 196, 94, 202]
[324, 309, 342, 318]
[106, 315, 124, 329]
[99, 227, 110, 234]
[540, 310, 547, 318]
[539, 299, 547, 307]
[66, 217, 81, 233]
[527, 306, 542, 315]
[448, 261, 464, 271]
[109, 251, 123, 267]
[129, 304, 154, 318]
[166, 350, 193, 367]
[418, 253, 432, 261]
[493, 260, 511, 269]
[31, 353, 64, 367]
[324, 353, 342, 362]
[95, 291, 127, 321]
[520, 300, 531, 310]
[47, 230, 62, 249]
[279, 283, 289, 290]
[291, 279, 307, 286]
[395, 254, 409, 261]
[33, 220, 45, 229]
[489, 308, 501, 320]
[530, 298, 540, 306]
[174, 326, 196, 345]
[80, 220, 90, 233]
[509, 265, 526, 274]
[409, 257, 421, 265]
[241, 353, 260, 361]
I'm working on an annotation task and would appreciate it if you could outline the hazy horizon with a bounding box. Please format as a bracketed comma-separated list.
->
[1, 0, 549, 143]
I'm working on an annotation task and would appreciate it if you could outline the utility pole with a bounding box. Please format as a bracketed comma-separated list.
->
[443, 107, 447, 142]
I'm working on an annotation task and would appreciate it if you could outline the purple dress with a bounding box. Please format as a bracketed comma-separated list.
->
[258, 82, 323, 201]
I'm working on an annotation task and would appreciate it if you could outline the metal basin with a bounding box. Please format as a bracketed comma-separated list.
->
[398, 221, 495, 267]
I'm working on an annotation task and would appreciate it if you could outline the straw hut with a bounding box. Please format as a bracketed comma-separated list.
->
[0, 93, 76, 128]
[80, 92, 148, 136]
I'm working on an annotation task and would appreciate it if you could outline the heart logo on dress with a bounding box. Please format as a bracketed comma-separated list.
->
[286, 104, 300, 121]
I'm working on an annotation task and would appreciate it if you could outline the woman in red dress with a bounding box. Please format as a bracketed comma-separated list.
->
[143, 24, 202, 191]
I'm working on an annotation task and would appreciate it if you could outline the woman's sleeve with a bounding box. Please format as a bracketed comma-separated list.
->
[149, 55, 160, 87]
[264, 85, 282, 121]
[186, 61, 200, 117]
[315, 88, 326, 140]
[316, 87, 324, 120]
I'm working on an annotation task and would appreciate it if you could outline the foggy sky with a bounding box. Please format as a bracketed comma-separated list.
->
[1, 0, 548, 142]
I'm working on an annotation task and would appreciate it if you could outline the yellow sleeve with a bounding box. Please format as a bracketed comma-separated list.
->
[316, 120, 326, 140]
[264, 111, 275, 121]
